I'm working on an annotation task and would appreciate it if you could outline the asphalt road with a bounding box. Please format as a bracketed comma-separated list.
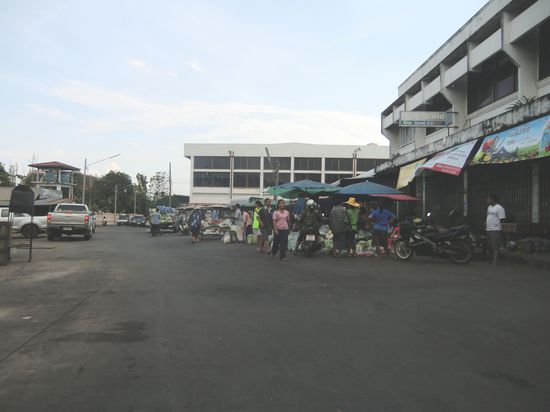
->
[1, 226, 549, 411]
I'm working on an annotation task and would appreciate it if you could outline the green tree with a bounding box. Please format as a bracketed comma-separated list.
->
[0, 162, 13, 186]
[91, 171, 134, 213]
[149, 171, 168, 202]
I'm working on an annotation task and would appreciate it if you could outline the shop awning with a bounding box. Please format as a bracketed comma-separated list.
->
[396, 158, 426, 189]
[371, 194, 419, 201]
[419, 140, 477, 176]
[470, 114, 550, 165]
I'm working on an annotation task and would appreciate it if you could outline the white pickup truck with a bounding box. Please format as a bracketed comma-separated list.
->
[0, 207, 48, 238]
[47, 203, 94, 241]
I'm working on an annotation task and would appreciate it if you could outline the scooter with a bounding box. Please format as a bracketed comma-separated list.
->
[392, 213, 472, 264]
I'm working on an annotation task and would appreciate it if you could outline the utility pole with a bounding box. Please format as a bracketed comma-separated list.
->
[228, 151, 235, 202]
[265, 147, 280, 200]
[114, 184, 118, 216]
[134, 190, 137, 214]
[169, 162, 172, 208]
[83, 153, 121, 205]
[352, 147, 361, 177]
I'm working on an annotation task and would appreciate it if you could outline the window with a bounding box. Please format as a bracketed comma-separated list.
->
[468, 52, 518, 113]
[194, 156, 230, 169]
[539, 19, 550, 80]
[294, 173, 321, 182]
[294, 157, 322, 171]
[1, 209, 9, 217]
[263, 172, 291, 187]
[325, 173, 353, 184]
[193, 172, 230, 187]
[399, 127, 415, 147]
[234, 157, 260, 170]
[263, 157, 291, 170]
[325, 158, 353, 171]
[234, 172, 260, 188]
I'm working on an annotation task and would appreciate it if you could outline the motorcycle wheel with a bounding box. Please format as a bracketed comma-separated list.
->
[449, 240, 472, 264]
[394, 240, 413, 260]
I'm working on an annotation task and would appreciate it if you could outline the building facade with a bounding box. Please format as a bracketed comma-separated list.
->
[379, 0, 550, 232]
[184, 143, 389, 204]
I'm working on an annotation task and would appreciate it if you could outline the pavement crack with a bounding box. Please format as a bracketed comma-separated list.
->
[0, 278, 115, 365]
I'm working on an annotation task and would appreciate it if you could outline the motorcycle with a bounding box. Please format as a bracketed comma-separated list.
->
[392, 214, 473, 264]
[295, 228, 322, 258]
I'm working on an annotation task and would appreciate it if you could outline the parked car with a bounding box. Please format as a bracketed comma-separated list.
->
[0, 207, 48, 238]
[46, 203, 94, 240]
[129, 215, 146, 226]
[117, 214, 130, 226]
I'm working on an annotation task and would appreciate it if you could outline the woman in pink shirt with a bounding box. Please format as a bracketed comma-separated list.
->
[271, 199, 290, 261]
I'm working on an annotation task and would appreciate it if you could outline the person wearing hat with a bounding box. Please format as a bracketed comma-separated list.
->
[188, 205, 204, 244]
[345, 197, 360, 256]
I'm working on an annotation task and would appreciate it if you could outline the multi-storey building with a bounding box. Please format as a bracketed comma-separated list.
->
[379, 0, 550, 231]
[184, 143, 389, 204]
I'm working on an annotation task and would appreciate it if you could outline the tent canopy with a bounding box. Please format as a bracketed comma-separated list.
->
[336, 181, 403, 196]
[266, 179, 338, 198]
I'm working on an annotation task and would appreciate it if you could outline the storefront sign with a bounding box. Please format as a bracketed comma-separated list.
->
[471, 114, 550, 165]
[396, 158, 426, 189]
[399, 111, 452, 128]
[420, 140, 477, 176]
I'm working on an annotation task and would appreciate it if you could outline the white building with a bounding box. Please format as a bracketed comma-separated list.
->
[184, 143, 389, 204]
[379, 0, 550, 230]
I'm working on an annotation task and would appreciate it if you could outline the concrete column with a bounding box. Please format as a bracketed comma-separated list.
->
[502, 11, 539, 98]
[532, 161, 540, 223]
[440, 63, 467, 129]
[259, 157, 264, 194]
[321, 157, 326, 183]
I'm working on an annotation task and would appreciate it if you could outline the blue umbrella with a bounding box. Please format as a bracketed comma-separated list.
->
[267, 179, 338, 197]
[336, 181, 404, 196]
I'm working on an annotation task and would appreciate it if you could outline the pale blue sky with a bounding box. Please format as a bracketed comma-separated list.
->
[1, 0, 485, 193]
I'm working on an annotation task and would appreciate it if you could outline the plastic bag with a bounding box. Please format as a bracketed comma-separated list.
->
[222, 231, 232, 244]
[287, 232, 300, 251]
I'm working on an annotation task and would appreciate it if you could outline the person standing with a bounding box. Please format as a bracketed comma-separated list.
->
[242, 207, 253, 245]
[253, 200, 262, 250]
[345, 197, 360, 256]
[369, 201, 396, 255]
[188, 206, 203, 243]
[233, 204, 244, 243]
[486, 194, 506, 266]
[258, 198, 273, 253]
[271, 199, 290, 261]
[329, 202, 349, 257]
[149, 208, 161, 236]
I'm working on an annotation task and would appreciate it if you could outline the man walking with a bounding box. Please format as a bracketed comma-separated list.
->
[233, 204, 244, 243]
[345, 197, 360, 256]
[149, 208, 161, 237]
[258, 198, 273, 253]
[486, 194, 506, 266]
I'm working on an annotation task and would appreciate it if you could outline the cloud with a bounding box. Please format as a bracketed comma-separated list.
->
[128, 59, 151, 71]
[186, 60, 202, 72]
[47, 81, 387, 146]
[27, 103, 70, 119]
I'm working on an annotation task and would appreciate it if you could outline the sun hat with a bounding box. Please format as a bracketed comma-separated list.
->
[344, 197, 360, 208]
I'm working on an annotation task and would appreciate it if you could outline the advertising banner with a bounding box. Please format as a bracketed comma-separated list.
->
[420, 140, 477, 176]
[471, 114, 550, 165]
[396, 158, 426, 189]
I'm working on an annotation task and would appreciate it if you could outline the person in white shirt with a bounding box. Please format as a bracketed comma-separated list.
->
[486, 194, 506, 265]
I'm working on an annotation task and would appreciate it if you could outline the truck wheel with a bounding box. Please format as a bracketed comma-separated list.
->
[47, 233, 55, 241]
[21, 224, 39, 238]
[84, 232, 92, 240]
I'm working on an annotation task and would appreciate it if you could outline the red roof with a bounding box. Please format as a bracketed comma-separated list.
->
[28, 161, 80, 171]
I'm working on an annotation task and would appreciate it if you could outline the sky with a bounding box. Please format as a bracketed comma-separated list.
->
[0, 0, 486, 195]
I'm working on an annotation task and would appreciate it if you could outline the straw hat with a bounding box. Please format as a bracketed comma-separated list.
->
[344, 197, 360, 208]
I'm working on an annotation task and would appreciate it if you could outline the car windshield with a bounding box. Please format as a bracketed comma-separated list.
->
[56, 205, 87, 212]
[119, 215, 129, 219]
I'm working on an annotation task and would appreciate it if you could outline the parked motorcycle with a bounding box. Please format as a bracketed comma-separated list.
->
[392, 214, 473, 264]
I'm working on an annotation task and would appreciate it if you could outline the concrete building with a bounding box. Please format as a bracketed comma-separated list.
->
[379, 0, 550, 231]
[184, 143, 389, 204]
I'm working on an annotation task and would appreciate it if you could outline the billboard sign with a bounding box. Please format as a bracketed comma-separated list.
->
[420, 140, 477, 176]
[399, 111, 452, 128]
[396, 158, 426, 189]
[470, 114, 550, 165]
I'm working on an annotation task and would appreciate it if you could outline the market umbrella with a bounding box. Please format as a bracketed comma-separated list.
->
[266, 179, 338, 198]
[335, 181, 418, 200]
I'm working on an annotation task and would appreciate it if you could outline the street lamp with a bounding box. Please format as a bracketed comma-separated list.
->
[114, 183, 133, 216]
[82, 153, 121, 205]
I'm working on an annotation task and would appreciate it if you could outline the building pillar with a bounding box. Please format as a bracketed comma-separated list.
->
[532, 161, 540, 223]
[502, 11, 539, 98]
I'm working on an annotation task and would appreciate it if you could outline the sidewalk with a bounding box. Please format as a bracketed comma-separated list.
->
[500, 250, 550, 271]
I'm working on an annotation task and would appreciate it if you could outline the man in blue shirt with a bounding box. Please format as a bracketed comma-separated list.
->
[369, 201, 395, 255]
